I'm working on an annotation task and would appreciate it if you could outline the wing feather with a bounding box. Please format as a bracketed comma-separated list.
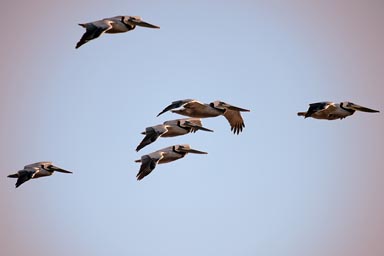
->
[223, 110, 245, 134]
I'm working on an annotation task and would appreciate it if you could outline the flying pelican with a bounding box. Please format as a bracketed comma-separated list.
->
[135, 144, 207, 180]
[157, 99, 250, 134]
[7, 162, 72, 188]
[136, 118, 213, 152]
[298, 101, 379, 120]
[76, 16, 160, 48]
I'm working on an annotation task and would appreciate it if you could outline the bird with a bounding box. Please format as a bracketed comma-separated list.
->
[157, 99, 250, 134]
[76, 16, 160, 48]
[298, 101, 380, 120]
[7, 162, 72, 188]
[135, 144, 207, 180]
[136, 118, 213, 151]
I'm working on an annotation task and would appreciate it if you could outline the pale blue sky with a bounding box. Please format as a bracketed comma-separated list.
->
[1, 1, 383, 255]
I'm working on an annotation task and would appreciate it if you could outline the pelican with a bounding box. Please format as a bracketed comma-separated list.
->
[7, 162, 72, 188]
[76, 16, 160, 48]
[135, 144, 207, 180]
[157, 99, 250, 134]
[136, 118, 213, 152]
[298, 101, 380, 120]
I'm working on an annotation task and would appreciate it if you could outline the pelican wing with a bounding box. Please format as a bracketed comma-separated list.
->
[76, 20, 113, 49]
[157, 99, 196, 116]
[136, 154, 163, 181]
[136, 126, 167, 151]
[15, 171, 33, 188]
[305, 102, 336, 117]
[223, 110, 246, 134]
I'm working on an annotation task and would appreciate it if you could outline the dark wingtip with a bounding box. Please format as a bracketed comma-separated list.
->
[136, 173, 145, 181]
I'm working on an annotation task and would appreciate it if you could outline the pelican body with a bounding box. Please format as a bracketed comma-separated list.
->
[135, 144, 207, 180]
[7, 162, 72, 188]
[76, 16, 160, 48]
[157, 99, 250, 134]
[136, 118, 213, 151]
[298, 101, 379, 120]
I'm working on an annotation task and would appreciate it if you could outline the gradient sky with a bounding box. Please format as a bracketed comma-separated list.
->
[1, 1, 383, 255]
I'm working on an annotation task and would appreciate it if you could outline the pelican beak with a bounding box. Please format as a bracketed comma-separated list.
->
[350, 103, 380, 113]
[54, 168, 73, 174]
[196, 126, 214, 132]
[135, 20, 160, 29]
[184, 121, 214, 132]
[226, 105, 250, 112]
[187, 148, 208, 154]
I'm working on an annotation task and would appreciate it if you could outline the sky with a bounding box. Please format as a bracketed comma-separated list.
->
[0, 0, 383, 255]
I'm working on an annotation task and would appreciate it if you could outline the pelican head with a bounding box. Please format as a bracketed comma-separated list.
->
[175, 144, 208, 154]
[341, 102, 380, 113]
[123, 16, 160, 29]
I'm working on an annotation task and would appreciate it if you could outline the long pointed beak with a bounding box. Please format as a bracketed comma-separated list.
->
[141, 131, 146, 135]
[54, 168, 73, 174]
[227, 105, 250, 112]
[184, 121, 214, 132]
[186, 148, 208, 154]
[351, 104, 379, 113]
[135, 159, 142, 163]
[135, 20, 160, 29]
[196, 126, 214, 132]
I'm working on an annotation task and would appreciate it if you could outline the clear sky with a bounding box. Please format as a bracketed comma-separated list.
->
[1, 1, 383, 255]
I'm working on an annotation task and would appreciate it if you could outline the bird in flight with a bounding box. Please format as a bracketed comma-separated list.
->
[157, 99, 250, 134]
[7, 162, 72, 188]
[298, 101, 379, 120]
[135, 144, 207, 181]
[136, 118, 213, 152]
[76, 16, 160, 48]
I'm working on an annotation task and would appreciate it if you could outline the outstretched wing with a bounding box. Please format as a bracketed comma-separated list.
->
[157, 99, 196, 117]
[136, 126, 167, 152]
[76, 20, 113, 49]
[223, 110, 246, 135]
[305, 102, 334, 117]
[15, 171, 33, 188]
[136, 154, 163, 181]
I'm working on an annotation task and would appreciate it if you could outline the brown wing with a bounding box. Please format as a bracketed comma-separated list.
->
[136, 153, 164, 181]
[223, 110, 245, 134]
[316, 103, 338, 119]
[157, 99, 196, 117]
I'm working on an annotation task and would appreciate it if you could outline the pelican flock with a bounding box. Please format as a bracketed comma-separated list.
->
[298, 101, 379, 120]
[6, 13, 382, 187]
[76, 16, 160, 48]
[7, 162, 72, 188]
